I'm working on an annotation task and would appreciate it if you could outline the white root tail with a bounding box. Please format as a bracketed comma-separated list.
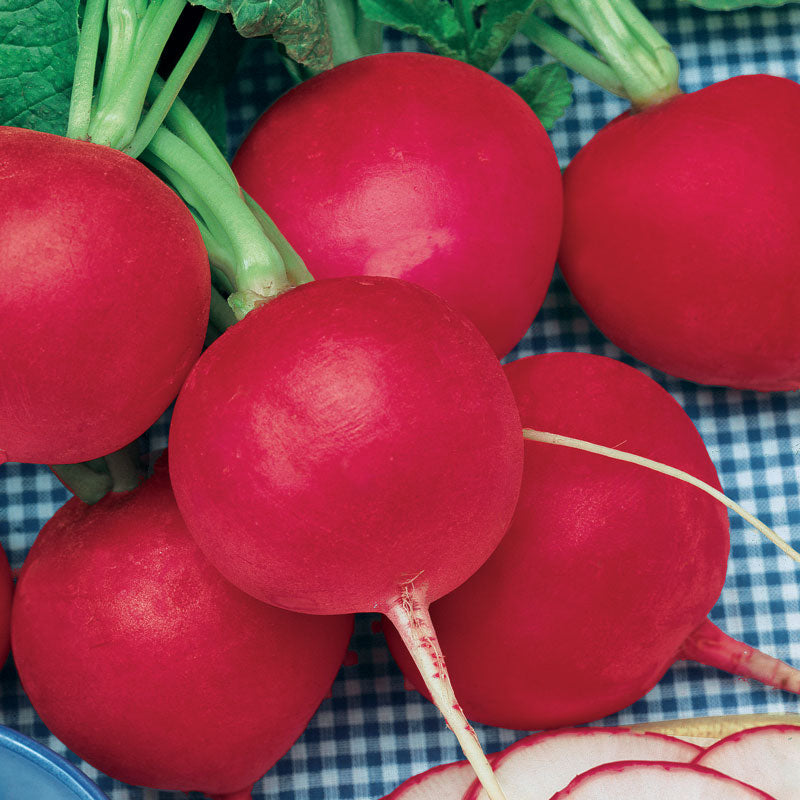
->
[522, 428, 800, 564]
[385, 586, 508, 800]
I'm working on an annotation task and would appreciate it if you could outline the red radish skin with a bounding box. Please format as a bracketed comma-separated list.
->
[694, 724, 800, 799]
[0, 127, 210, 465]
[169, 276, 524, 799]
[0, 541, 11, 666]
[550, 761, 777, 798]
[464, 728, 701, 800]
[385, 352, 800, 731]
[232, 52, 563, 358]
[382, 759, 478, 800]
[558, 75, 800, 390]
[11, 461, 354, 799]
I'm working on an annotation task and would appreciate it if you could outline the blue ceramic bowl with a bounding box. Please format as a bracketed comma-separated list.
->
[0, 725, 108, 799]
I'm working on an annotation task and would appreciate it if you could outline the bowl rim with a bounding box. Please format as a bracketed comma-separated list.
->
[0, 724, 108, 799]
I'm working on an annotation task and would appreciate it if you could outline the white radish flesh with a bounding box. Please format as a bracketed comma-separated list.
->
[465, 728, 700, 800]
[382, 760, 477, 800]
[694, 725, 800, 800]
[550, 761, 776, 798]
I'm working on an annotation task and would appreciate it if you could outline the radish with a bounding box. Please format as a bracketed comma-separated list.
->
[0, 540, 11, 667]
[231, 51, 563, 358]
[463, 728, 701, 800]
[522, 0, 800, 390]
[550, 761, 776, 798]
[382, 759, 477, 800]
[384, 352, 800, 731]
[168, 275, 525, 799]
[694, 725, 800, 799]
[0, 126, 209, 465]
[11, 458, 355, 799]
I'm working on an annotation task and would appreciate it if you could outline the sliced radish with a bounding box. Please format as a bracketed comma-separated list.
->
[464, 728, 701, 800]
[550, 761, 776, 798]
[381, 760, 477, 799]
[694, 724, 800, 800]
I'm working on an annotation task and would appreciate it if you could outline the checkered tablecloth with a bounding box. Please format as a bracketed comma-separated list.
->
[2, 1, 799, 797]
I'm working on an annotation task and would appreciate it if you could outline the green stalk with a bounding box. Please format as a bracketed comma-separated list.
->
[521, 16, 626, 98]
[88, 0, 187, 149]
[151, 78, 237, 185]
[144, 126, 293, 318]
[533, 0, 681, 108]
[95, 0, 140, 110]
[125, 9, 218, 158]
[66, 0, 108, 139]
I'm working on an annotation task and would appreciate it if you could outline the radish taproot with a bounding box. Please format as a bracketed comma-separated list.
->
[168, 275, 524, 799]
[550, 761, 776, 799]
[231, 51, 562, 358]
[694, 724, 800, 799]
[522, 0, 800, 390]
[385, 352, 800, 731]
[463, 728, 701, 800]
[11, 459, 354, 799]
[0, 127, 210, 465]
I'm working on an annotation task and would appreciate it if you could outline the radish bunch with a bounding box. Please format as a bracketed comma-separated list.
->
[2, 0, 799, 797]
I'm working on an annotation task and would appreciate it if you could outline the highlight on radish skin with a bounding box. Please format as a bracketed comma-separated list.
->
[11, 460, 355, 800]
[463, 728, 701, 800]
[169, 276, 525, 800]
[694, 725, 800, 799]
[550, 761, 777, 799]
[384, 352, 800, 731]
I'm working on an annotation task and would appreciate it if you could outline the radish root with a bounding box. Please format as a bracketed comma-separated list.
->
[628, 712, 800, 740]
[522, 428, 800, 564]
[679, 618, 800, 695]
[385, 579, 508, 800]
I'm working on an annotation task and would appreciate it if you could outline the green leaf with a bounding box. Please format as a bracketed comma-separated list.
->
[511, 62, 572, 129]
[192, 0, 334, 72]
[683, 0, 792, 7]
[457, 0, 539, 71]
[0, 0, 80, 134]
[357, 0, 468, 61]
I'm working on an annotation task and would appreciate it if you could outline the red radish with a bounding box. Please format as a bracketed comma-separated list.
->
[694, 725, 800, 799]
[231, 52, 563, 358]
[550, 761, 776, 798]
[558, 75, 800, 390]
[382, 759, 477, 800]
[11, 459, 354, 800]
[0, 541, 11, 666]
[0, 126, 210, 465]
[385, 352, 800, 731]
[169, 276, 524, 799]
[463, 728, 700, 800]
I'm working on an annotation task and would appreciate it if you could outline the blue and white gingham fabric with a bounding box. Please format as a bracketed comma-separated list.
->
[2, 1, 800, 797]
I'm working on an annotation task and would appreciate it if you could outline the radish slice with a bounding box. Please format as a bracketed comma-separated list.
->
[382, 760, 477, 799]
[550, 761, 777, 798]
[694, 725, 800, 799]
[465, 728, 701, 800]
